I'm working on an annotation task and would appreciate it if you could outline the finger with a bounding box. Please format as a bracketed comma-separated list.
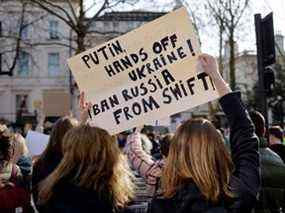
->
[79, 92, 83, 106]
[199, 58, 207, 67]
[79, 92, 85, 109]
[198, 55, 207, 64]
[87, 102, 92, 110]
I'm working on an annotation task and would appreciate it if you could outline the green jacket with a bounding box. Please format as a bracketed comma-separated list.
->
[256, 137, 285, 213]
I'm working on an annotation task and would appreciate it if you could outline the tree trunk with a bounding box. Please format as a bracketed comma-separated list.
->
[218, 22, 224, 76]
[229, 28, 236, 90]
[76, 0, 86, 54]
[76, 32, 86, 54]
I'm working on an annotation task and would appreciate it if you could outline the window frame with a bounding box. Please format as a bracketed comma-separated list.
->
[48, 52, 60, 77]
[0, 21, 2, 37]
[18, 51, 30, 77]
[48, 20, 59, 40]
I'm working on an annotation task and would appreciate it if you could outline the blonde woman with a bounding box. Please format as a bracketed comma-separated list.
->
[37, 125, 134, 213]
[151, 54, 260, 213]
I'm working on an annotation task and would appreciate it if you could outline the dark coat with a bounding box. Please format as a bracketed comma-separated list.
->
[255, 146, 285, 212]
[32, 153, 62, 209]
[38, 180, 116, 213]
[270, 143, 285, 163]
[156, 92, 260, 213]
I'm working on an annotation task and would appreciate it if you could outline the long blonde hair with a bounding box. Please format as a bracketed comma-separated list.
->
[162, 118, 233, 202]
[38, 125, 134, 207]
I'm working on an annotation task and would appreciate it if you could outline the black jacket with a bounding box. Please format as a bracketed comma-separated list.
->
[158, 92, 260, 213]
[269, 143, 285, 163]
[255, 145, 285, 212]
[32, 153, 62, 210]
[38, 180, 116, 213]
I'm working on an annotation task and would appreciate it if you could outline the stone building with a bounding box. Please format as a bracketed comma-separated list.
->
[0, 0, 74, 124]
[0, 0, 165, 126]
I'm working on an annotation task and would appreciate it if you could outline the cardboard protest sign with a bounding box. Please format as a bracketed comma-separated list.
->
[68, 7, 220, 135]
[43, 91, 70, 117]
[25, 131, 49, 156]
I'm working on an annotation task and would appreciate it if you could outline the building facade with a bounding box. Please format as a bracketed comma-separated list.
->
[0, 0, 166, 126]
[0, 0, 73, 124]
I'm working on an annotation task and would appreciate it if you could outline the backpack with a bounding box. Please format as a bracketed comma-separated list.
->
[0, 164, 30, 210]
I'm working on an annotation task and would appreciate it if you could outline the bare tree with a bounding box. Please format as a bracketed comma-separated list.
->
[29, 0, 138, 54]
[205, 0, 250, 89]
[0, 0, 61, 76]
[204, 0, 226, 76]
[0, 0, 27, 76]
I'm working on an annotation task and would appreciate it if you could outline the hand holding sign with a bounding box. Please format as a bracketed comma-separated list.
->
[198, 54, 220, 80]
[198, 54, 231, 97]
[79, 91, 93, 124]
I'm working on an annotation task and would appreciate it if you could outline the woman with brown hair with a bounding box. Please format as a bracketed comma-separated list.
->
[32, 92, 91, 209]
[151, 54, 260, 213]
[32, 116, 79, 207]
[37, 125, 134, 213]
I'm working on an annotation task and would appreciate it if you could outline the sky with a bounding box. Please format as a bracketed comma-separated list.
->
[86, 0, 285, 55]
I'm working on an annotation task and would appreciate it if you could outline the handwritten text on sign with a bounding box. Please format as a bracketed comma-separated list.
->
[68, 7, 220, 135]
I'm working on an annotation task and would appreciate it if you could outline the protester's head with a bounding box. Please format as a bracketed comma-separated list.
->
[160, 134, 173, 157]
[39, 116, 78, 161]
[0, 127, 12, 169]
[117, 131, 129, 149]
[269, 126, 283, 145]
[249, 111, 265, 138]
[162, 118, 233, 202]
[39, 125, 134, 207]
[147, 132, 156, 141]
[0, 118, 6, 125]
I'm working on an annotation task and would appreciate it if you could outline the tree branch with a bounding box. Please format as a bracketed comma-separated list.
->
[27, 42, 76, 51]
[233, 0, 249, 28]
[0, 1, 26, 74]
[30, 0, 75, 29]
[86, 0, 109, 29]
[66, 0, 79, 23]
[84, 1, 98, 15]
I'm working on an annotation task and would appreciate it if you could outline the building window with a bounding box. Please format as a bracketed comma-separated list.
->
[0, 21, 2, 37]
[0, 53, 2, 73]
[16, 94, 29, 120]
[48, 53, 60, 76]
[18, 51, 30, 77]
[113, 21, 119, 28]
[104, 21, 111, 29]
[48, 20, 59, 39]
[20, 25, 29, 40]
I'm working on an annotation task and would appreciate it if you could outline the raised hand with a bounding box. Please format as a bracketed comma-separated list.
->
[198, 53, 232, 96]
[79, 91, 92, 124]
[198, 54, 220, 79]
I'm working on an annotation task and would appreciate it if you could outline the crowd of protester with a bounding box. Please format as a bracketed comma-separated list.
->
[1, 54, 285, 212]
